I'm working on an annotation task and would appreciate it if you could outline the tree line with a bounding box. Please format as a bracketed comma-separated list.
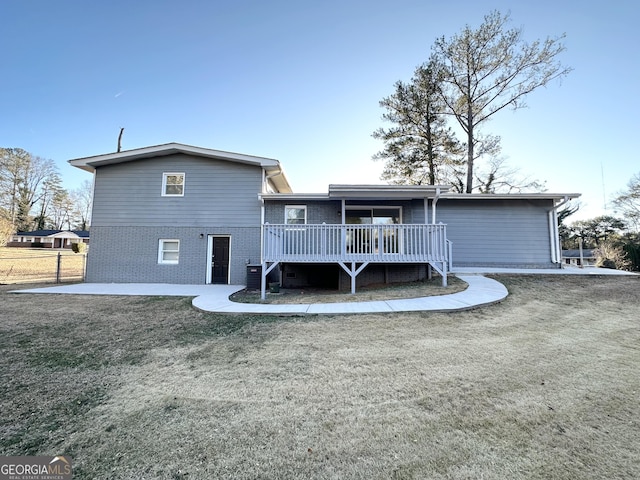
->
[0, 147, 91, 244]
[373, 10, 571, 192]
[372, 10, 640, 270]
[560, 174, 640, 271]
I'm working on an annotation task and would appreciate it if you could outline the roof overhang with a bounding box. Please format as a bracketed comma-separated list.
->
[259, 193, 330, 201]
[260, 184, 451, 201]
[68, 142, 293, 193]
[329, 184, 451, 199]
[440, 193, 581, 202]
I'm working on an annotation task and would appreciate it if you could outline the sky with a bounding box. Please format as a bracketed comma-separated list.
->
[1, 0, 638, 222]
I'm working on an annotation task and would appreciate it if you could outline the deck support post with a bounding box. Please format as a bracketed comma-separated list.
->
[428, 261, 448, 287]
[338, 261, 369, 294]
[261, 261, 280, 300]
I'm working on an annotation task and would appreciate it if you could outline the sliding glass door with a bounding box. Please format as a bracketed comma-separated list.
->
[345, 207, 401, 254]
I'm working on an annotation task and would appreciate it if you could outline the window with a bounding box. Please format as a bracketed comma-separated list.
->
[158, 239, 180, 264]
[345, 207, 401, 254]
[162, 173, 185, 196]
[285, 205, 307, 225]
[345, 208, 401, 225]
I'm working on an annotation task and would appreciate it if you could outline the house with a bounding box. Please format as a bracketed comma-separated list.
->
[562, 248, 597, 267]
[69, 143, 580, 298]
[8, 230, 90, 249]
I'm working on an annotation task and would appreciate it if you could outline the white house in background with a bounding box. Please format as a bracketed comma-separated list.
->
[8, 230, 90, 249]
[562, 248, 597, 267]
[68, 143, 580, 298]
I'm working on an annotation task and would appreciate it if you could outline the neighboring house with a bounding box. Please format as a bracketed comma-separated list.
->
[562, 248, 596, 267]
[8, 230, 90, 249]
[69, 143, 580, 298]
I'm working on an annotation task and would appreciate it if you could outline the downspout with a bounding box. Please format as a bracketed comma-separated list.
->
[548, 196, 571, 265]
[259, 167, 269, 299]
[341, 199, 346, 273]
[90, 170, 96, 227]
[259, 194, 265, 264]
[431, 187, 441, 224]
[264, 170, 282, 192]
[259, 195, 269, 299]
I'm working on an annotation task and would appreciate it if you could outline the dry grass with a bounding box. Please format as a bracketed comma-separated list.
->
[0, 247, 86, 284]
[1, 275, 639, 479]
[231, 275, 467, 304]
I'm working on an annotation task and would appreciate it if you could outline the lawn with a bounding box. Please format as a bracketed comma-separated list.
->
[1, 275, 639, 479]
[0, 247, 86, 284]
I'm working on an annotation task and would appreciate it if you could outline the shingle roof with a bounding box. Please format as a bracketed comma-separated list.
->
[17, 230, 90, 238]
[562, 249, 595, 258]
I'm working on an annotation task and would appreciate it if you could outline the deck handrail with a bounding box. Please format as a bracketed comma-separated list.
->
[262, 223, 448, 263]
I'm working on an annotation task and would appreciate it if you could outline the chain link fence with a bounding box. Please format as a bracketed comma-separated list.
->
[0, 251, 87, 284]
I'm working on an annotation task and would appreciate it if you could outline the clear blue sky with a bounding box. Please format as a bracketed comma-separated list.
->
[1, 0, 637, 222]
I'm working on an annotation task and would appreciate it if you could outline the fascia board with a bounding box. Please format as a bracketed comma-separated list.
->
[68, 142, 281, 172]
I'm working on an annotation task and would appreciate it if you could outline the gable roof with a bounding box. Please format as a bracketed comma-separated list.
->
[68, 142, 292, 193]
[17, 230, 90, 238]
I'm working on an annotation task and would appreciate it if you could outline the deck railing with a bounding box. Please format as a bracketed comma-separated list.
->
[262, 223, 448, 263]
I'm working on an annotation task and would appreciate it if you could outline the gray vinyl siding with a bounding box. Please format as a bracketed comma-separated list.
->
[264, 200, 342, 224]
[405, 199, 427, 224]
[91, 154, 263, 227]
[437, 198, 555, 267]
[86, 226, 260, 284]
[263, 197, 555, 269]
[264, 199, 426, 224]
[87, 153, 265, 284]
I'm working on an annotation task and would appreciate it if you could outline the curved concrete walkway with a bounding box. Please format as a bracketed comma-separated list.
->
[12, 275, 508, 315]
[193, 274, 508, 314]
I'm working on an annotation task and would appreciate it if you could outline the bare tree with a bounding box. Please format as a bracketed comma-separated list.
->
[34, 172, 63, 230]
[49, 189, 75, 230]
[70, 180, 93, 230]
[474, 155, 546, 194]
[433, 10, 572, 193]
[0, 148, 31, 226]
[613, 172, 640, 231]
[0, 148, 60, 231]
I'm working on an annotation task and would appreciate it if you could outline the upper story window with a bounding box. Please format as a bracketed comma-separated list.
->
[162, 173, 185, 196]
[158, 239, 180, 264]
[285, 205, 307, 224]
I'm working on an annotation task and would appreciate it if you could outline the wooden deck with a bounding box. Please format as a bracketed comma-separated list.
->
[260, 223, 450, 298]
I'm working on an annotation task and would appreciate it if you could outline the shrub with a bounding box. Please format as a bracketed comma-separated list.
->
[72, 242, 87, 253]
[622, 242, 640, 271]
[594, 242, 631, 270]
